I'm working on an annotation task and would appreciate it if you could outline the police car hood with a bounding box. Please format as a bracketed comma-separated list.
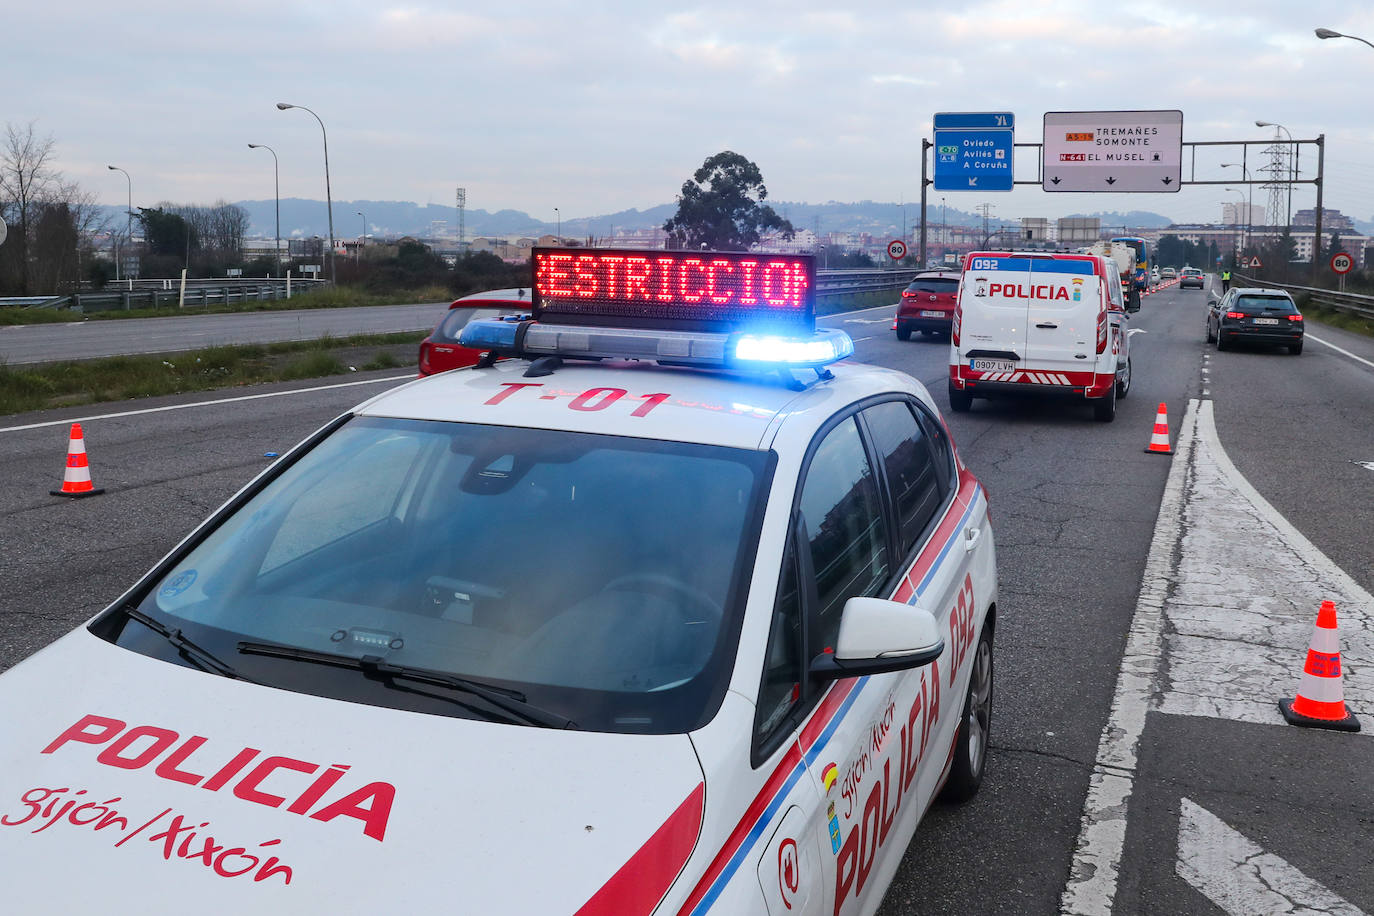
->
[0, 629, 707, 912]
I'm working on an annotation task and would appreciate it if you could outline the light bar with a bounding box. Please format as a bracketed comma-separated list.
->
[532, 247, 816, 332]
[731, 329, 854, 368]
[458, 318, 854, 371]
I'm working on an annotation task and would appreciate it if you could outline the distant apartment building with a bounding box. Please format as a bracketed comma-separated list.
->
[1293, 208, 1356, 232]
[1221, 203, 1266, 226]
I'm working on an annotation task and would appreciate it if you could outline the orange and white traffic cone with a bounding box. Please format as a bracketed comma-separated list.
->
[1144, 402, 1172, 455]
[50, 423, 105, 498]
[1279, 601, 1360, 732]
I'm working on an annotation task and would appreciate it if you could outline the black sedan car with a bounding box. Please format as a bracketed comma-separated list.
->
[1207, 287, 1304, 354]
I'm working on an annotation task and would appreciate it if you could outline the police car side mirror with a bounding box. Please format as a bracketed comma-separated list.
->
[809, 597, 944, 681]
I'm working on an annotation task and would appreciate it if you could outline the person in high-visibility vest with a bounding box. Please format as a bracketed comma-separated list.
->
[1221, 269, 1231, 292]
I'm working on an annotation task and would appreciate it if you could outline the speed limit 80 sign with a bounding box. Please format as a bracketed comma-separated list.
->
[1330, 252, 1354, 274]
[887, 239, 908, 261]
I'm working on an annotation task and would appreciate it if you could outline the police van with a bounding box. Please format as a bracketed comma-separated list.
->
[947, 250, 1134, 422]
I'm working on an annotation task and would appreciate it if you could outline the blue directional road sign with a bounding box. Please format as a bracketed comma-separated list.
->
[933, 112, 1015, 192]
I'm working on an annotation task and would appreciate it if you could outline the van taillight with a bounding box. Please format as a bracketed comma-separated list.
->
[1096, 303, 1108, 354]
[952, 300, 963, 347]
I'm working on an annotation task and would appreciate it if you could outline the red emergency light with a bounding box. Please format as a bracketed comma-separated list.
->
[531, 247, 816, 332]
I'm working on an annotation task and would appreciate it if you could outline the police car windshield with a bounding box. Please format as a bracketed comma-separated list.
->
[118, 417, 769, 734]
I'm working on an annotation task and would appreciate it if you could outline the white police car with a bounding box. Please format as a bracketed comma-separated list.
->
[0, 248, 998, 914]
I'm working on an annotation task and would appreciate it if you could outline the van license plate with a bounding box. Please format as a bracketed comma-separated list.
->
[1252, 317, 1280, 325]
[971, 359, 1015, 372]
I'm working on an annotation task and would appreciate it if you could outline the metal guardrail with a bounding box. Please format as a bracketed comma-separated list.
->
[1233, 274, 1374, 320]
[14, 278, 327, 314]
[815, 268, 919, 298]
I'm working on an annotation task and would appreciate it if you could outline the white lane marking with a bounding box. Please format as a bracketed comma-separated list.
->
[852, 336, 873, 342]
[843, 317, 893, 325]
[1176, 799, 1368, 916]
[1127, 328, 1147, 337]
[1060, 398, 1199, 916]
[0, 373, 415, 434]
[1359, 461, 1374, 472]
[819, 303, 897, 321]
[1308, 332, 1374, 371]
[1158, 399, 1374, 726]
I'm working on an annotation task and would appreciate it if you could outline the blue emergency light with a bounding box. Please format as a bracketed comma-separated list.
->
[457, 247, 854, 373]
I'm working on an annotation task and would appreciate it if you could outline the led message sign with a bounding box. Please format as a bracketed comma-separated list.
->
[532, 247, 816, 331]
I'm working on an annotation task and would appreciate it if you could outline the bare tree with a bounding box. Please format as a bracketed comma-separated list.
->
[0, 121, 59, 294]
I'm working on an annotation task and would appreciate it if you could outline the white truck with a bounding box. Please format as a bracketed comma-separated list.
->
[1089, 240, 1144, 311]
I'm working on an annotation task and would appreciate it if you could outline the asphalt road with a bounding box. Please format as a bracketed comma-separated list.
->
[1, 279, 1371, 913]
[0, 301, 450, 364]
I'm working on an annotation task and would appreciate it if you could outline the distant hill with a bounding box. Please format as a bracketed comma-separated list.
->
[86, 200, 1184, 240]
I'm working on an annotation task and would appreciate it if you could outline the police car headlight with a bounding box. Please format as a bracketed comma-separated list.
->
[730, 329, 854, 368]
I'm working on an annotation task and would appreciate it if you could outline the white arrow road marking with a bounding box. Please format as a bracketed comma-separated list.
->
[1177, 799, 1368, 916]
[1062, 398, 1374, 915]
[1127, 328, 1148, 337]
[1357, 461, 1374, 473]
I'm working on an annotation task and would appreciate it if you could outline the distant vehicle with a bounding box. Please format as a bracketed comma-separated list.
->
[1179, 268, 1205, 290]
[1110, 236, 1151, 295]
[896, 270, 960, 340]
[418, 288, 532, 376]
[1090, 240, 1144, 310]
[1207, 287, 1304, 353]
[950, 250, 1133, 422]
[1151, 267, 1161, 285]
[1160, 267, 1177, 280]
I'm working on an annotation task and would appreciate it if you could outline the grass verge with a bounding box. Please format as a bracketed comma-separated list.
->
[0, 332, 423, 416]
[1295, 297, 1374, 338]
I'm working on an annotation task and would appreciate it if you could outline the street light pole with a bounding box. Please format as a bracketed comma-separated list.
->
[1224, 188, 1245, 266]
[107, 165, 131, 281]
[554, 207, 560, 241]
[356, 211, 366, 262]
[1315, 27, 1374, 50]
[247, 144, 281, 276]
[1221, 163, 1251, 252]
[277, 102, 335, 285]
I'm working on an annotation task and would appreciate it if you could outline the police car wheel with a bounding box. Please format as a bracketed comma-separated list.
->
[1116, 356, 1131, 398]
[896, 326, 912, 341]
[1093, 383, 1117, 423]
[941, 629, 993, 803]
[948, 383, 973, 413]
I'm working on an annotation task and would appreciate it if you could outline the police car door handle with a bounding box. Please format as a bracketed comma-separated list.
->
[1035, 321, 1058, 329]
[964, 526, 982, 551]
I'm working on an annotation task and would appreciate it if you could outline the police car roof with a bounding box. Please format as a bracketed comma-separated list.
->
[354, 358, 923, 450]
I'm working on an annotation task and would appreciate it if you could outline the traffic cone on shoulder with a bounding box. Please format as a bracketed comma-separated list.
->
[50, 423, 104, 498]
[1144, 403, 1173, 455]
[1279, 601, 1360, 732]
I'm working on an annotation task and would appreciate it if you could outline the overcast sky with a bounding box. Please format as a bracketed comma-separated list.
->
[6, 1, 1372, 228]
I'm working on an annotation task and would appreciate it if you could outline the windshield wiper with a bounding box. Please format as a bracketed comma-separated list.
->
[236, 640, 576, 729]
[120, 606, 256, 683]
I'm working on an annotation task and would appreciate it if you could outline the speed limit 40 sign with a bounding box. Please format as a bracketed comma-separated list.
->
[1330, 252, 1354, 274]
[887, 239, 907, 261]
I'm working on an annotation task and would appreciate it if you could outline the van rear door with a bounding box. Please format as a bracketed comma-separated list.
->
[958, 255, 1032, 367]
[1021, 258, 1100, 376]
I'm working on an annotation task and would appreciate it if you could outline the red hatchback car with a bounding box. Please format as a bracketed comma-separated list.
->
[895, 270, 961, 340]
[418, 288, 533, 377]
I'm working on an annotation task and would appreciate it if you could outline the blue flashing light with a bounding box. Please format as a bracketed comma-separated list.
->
[459, 317, 523, 350]
[730, 329, 854, 368]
